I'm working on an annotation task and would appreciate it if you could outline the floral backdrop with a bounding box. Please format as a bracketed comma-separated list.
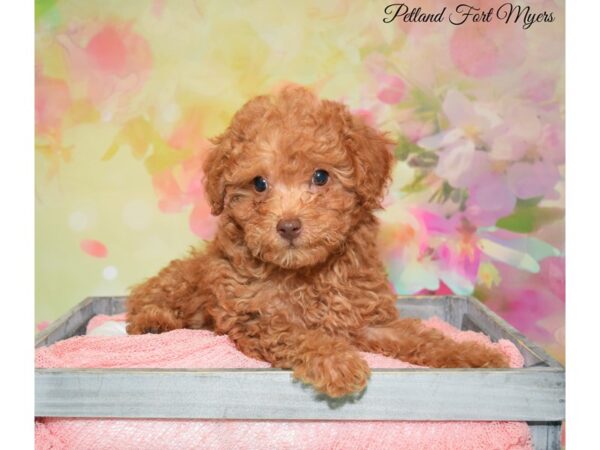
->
[35, 0, 565, 362]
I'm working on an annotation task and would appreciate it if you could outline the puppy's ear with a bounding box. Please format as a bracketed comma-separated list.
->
[343, 110, 395, 210]
[202, 132, 231, 216]
[203, 95, 273, 215]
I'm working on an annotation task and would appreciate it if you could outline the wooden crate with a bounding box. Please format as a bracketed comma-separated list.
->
[35, 296, 564, 450]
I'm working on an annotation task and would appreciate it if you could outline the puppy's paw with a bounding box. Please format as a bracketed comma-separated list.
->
[142, 326, 165, 334]
[294, 350, 371, 398]
[475, 349, 510, 368]
[454, 342, 510, 368]
[125, 322, 163, 335]
[126, 305, 182, 335]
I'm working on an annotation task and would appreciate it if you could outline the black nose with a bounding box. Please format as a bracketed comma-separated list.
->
[277, 218, 302, 241]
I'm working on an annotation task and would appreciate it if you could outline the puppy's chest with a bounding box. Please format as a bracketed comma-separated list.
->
[275, 281, 362, 331]
[226, 275, 365, 331]
[301, 294, 361, 331]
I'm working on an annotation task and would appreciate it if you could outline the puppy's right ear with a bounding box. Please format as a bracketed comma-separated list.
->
[203, 132, 231, 216]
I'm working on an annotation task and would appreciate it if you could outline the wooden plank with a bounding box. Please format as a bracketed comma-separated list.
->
[92, 296, 125, 315]
[529, 421, 562, 450]
[461, 296, 561, 368]
[36, 297, 125, 348]
[35, 297, 97, 348]
[395, 296, 453, 324]
[91, 297, 113, 315]
[111, 296, 126, 314]
[35, 367, 564, 421]
[446, 295, 466, 329]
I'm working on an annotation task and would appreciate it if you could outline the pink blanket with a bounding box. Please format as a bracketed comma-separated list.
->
[35, 314, 531, 449]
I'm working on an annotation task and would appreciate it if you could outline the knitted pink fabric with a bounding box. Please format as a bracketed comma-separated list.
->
[35, 315, 531, 450]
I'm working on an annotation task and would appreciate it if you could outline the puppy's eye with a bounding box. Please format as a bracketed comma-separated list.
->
[253, 176, 268, 192]
[312, 169, 329, 186]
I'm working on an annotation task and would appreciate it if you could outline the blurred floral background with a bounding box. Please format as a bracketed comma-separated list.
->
[35, 0, 565, 362]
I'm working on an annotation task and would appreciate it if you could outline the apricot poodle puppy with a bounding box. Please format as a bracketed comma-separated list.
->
[127, 86, 508, 398]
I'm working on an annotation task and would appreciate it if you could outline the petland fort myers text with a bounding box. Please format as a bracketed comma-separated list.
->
[383, 3, 556, 29]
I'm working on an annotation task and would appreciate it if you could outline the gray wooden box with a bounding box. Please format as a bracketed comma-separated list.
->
[35, 295, 564, 450]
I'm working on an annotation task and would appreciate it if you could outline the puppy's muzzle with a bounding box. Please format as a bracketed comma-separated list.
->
[277, 218, 302, 242]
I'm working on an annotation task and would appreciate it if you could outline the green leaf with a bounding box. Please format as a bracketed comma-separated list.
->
[516, 197, 544, 208]
[496, 205, 564, 233]
[144, 142, 192, 175]
[401, 171, 429, 194]
[102, 118, 158, 161]
[394, 136, 423, 161]
[36, 0, 57, 21]
[409, 88, 442, 116]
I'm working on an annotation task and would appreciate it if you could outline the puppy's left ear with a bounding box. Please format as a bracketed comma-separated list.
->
[344, 112, 395, 210]
[203, 132, 231, 216]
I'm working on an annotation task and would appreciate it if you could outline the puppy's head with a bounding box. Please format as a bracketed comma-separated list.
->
[203, 86, 394, 269]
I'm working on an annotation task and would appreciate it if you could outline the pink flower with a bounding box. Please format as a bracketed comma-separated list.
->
[538, 257, 565, 301]
[397, 118, 435, 143]
[385, 208, 484, 295]
[485, 260, 564, 344]
[352, 108, 377, 127]
[376, 75, 405, 105]
[521, 73, 556, 103]
[35, 73, 71, 135]
[152, 171, 188, 213]
[419, 90, 562, 225]
[450, 21, 526, 78]
[189, 198, 218, 240]
[465, 174, 517, 227]
[80, 239, 108, 258]
[438, 242, 481, 287]
[58, 23, 152, 114]
[486, 103, 543, 161]
[168, 110, 209, 154]
[434, 139, 491, 189]
[500, 289, 559, 342]
[151, 119, 217, 239]
[540, 124, 565, 165]
[506, 161, 560, 200]
[365, 54, 406, 105]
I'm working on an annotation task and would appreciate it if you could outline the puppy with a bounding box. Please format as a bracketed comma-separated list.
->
[126, 86, 508, 398]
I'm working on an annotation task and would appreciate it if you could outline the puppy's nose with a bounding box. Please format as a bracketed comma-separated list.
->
[277, 218, 302, 241]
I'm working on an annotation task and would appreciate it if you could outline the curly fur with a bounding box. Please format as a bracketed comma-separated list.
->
[127, 86, 508, 398]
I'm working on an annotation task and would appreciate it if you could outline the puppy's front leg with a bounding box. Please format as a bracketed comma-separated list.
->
[290, 330, 371, 397]
[354, 318, 509, 368]
[126, 256, 207, 335]
[233, 326, 371, 398]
